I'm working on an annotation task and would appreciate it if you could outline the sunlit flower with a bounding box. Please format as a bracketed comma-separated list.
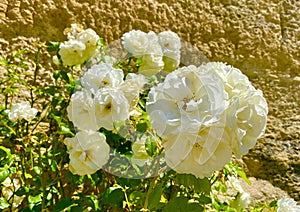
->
[120, 73, 147, 110]
[93, 87, 130, 130]
[147, 65, 230, 178]
[200, 62, 268, 157]
[7, 101, 38, 122]
[158, 30, 181, 71]
[59, 39, 86, 66]
[121, 30, 150, 58]
[67, 89, 99, 131]
[230, 192, 251, 211]
[64, 130, 110, 176]
[164, 123, 233, 178]
[59, 26, 100, 66]
[277, 197, 300, 212]
[81, 63, 124, 93]
[147, 65, 228, 138]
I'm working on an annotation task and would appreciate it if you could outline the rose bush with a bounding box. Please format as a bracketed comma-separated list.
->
[1, 24, 294, 212]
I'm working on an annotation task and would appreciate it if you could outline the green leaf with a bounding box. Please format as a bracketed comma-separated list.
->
[60, 125, 74, 136]
[54, 198, 74, 211]
[163, 197, 204, 212]
[145, 138, 157, 157]
[174, 174, 211, 195]
[136, 122, 148, 133]
[45, 41, 60, 52]
[198, 194, 212, 205]
[102, 186, 125, 205]
[33, 166, 42, 175]
[60, 71, 70, 83]
[148, 183, 163, 210]
[0, 197, 10, 210]
[0, 167, 10, 183]
[129, 191, 145, 207]
[15, 186, 30, 196]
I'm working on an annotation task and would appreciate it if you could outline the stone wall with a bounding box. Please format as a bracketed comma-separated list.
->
[1, 0, 299, 201]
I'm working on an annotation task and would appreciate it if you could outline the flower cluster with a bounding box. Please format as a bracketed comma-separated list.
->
[146, 62, 268, 178]
[66, 63, 146, 175]
[57, 24, 100, 67]
[61, 26, 268, 178]
[6, 101, 38, 122]
[122, 30, 181, 76]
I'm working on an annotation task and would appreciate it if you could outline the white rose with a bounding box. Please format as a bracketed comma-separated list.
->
[7, 101, 38, 122]
[67, 89, 99, 131]
[120, 73, 147, 109]
[78, 28, 99, 47]
[121, 30, 150, 57]
[78, 28, 100, 61]
[93, 87, 130, 130]
[138, 38, 164, 76]
[277, 197, 300, 212]
[201, 62, 254, 98]
[64, 130, 110, 176]
[163, 122, 233, 178]
[147, 65, 228, 139]
[231, 89, 268, 157]
[158, 30, 181, 71]
[81, 63, 124, 93]
[59, 39, 86, 66]
[200, 62, 268, 157]
[230, 192, 251, 211]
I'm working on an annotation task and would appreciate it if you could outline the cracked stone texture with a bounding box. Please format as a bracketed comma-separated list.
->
[1, 0, 299, 202]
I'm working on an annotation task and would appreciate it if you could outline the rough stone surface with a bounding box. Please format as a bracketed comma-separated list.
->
[1, 0, 299, 203]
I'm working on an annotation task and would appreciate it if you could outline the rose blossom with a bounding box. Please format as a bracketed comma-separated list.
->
[58, 39, 86, 66]
[277, 197, 300, 212]
[59, 26, 100, 66]
[200, 62, 268, 157]
[158, 30, 181, 71]
[121, 30, 150, 58]
[120, 73, 147, 110]
[147, 65, 230, 178]
[64, 130, 110, 176]
[81, 63, 124, 93]
[7, 101, 38, 122]
[93, 87, 130, 130]
[67, 89, 99, 131]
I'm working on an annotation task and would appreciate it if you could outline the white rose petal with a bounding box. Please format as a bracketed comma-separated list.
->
[59, 40, 86, 66]
[64, 131, 110, 176]
[147, 65, 228, 138]
[158, 30, 181, 71]
[277, 197, 300, 212]
[81, 63, 124, 93]
[67, 89, 99, 131]
[230, 192, 251, 211]
[7, 101, 38, 122]
[78, 28, 100, 47]
[164, 122, 233, 178]
[201, 62, 268, 157]
[121, 30, 150, 57]
[120, 73, 147, 109]
[93, 87, 130, 130]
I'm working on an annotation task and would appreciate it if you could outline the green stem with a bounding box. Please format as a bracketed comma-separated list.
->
[143, 177, 158, 211]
